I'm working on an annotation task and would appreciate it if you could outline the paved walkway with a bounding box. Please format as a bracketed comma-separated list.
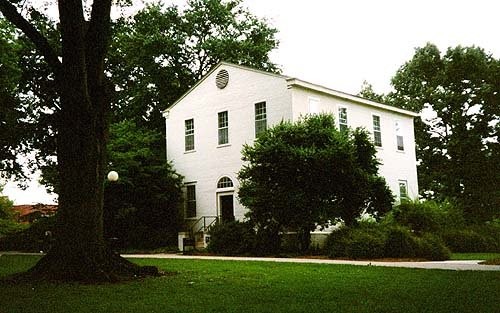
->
[1, 252, 498, 271]
[124, 253, 500, 271]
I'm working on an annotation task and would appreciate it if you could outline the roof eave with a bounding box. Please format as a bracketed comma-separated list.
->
[287, 78, 419, 117]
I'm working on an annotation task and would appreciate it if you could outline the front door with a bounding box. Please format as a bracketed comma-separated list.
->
[219, 194, 234, 223]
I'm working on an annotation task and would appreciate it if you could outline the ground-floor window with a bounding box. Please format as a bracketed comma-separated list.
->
[186, 184, 196, 217]
[398, 180, 408, 201]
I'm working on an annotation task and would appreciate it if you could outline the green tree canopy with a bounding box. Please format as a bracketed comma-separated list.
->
[389, 43, 500, 222]
[103, 120, 183, 248]
[238, 114, 393, 252]
[108, 0, 279, 132]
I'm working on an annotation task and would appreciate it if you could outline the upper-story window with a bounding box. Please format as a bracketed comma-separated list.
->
[218, 111, 229, 145]
[186, 184, 196, 218]
[255, 101, 267, 137]
[308, 97, 320, 115]
[338, 106, 348, 132]
[395, 120, 404, 151]
[372, 115, 382, 147]
[185, 118, 195, 151]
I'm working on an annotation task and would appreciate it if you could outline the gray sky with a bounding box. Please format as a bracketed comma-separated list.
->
[3, 0, 500, 204]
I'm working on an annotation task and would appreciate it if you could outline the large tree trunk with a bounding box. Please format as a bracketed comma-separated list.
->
[0, 0, 160, 282]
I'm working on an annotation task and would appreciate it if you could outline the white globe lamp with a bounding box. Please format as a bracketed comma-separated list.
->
[107, 171, 119, 182]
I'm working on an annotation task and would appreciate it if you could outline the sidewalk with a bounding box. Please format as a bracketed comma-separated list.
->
[123, 253, 500, 271]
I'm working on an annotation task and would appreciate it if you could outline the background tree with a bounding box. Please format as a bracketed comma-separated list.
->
[0, 0, 158, 281]
[389, 44, 500, 222]
[108, 0, 279, 133]
[0, 185, 25, 237]
[103, 120, 183, 249]
[238, 114, 393, 252]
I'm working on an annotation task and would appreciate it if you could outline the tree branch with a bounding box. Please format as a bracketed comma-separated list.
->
[0, 0, 61, 79]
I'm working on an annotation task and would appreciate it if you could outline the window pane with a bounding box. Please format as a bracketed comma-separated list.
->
[217, 177, 234, 188]
[185, 119, 194, 151]
[255, 102, 267, 136]
[186, 185, 196, 217]
[339, 107, 348, 131]
[399, 181, 408, 200]
[373, 115, 382, 147]
[218, 128, 228, 145]
[309, 98, 319, 114]
[397, 135, 404, 151]
[218, 111, 229, 145]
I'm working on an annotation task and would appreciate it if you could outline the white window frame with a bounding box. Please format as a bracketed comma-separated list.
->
[338, 105, 348, 132]
[185, 183, 197, 218]
[398, 180, 408, 201]
[255, 101, 267, 137]
[308, 97, 320, 115]
[372, 114, 382, 147]
[185, 118, 195, 151]
[395, 120, 404, 151]
[218, 111, 229, 145]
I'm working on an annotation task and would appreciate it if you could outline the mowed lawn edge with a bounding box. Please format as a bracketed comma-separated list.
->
[0, 255, 499, 313]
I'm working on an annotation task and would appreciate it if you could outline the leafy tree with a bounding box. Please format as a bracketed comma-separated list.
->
[0, 185, 25, 237]
[389, 43, 500, 222]
[358, 80, 386, 103]
[238, 114, 393, 252]
[0, 0, 158, 281]
[103, 120, 183, 248]
[108, 0, 279, 132]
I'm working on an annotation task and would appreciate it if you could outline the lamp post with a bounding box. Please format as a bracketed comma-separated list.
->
[106, 170, 119, 252]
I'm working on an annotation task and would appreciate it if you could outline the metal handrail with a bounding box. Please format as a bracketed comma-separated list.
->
[186, 215, 219, 237]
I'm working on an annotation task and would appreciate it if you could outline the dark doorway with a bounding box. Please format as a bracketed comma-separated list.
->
[220, 194, 234, 223]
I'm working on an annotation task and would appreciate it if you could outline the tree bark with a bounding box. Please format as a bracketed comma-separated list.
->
[1, 0, 160, 282]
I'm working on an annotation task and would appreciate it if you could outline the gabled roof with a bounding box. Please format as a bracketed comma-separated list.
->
[162, 62, 418, 117]
[162, 62, 288, 115]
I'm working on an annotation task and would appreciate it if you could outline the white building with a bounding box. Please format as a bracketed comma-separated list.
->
[163, 62, 419, 249]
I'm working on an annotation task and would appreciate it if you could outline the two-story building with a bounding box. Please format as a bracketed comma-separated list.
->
[163, 62, 419, 249]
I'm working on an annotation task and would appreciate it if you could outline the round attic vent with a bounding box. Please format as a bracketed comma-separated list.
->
[215, 69, 229, 89]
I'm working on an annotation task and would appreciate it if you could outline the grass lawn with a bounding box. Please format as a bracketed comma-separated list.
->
[0, 255, 499, 313]
[450, 252, 500, 260]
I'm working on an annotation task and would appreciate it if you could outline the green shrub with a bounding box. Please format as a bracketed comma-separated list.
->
[441, 228, 499, 253]
[384, 226, 418, 258]
[0, 216, 56, 252]
[415, 233, 451, 261]
[207, 221, 255, 255]
[345, 227, 386, 259]
[325, 226, 351, 258]
[253, 221, 282, 256]
[391, 200, 463, 234]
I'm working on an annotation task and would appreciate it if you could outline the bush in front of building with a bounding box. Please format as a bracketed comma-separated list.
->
[414, 233, 451, 261]
[389, 200, 464, 234]
[325, 223, 451, 261]
[207, 220, 256, 256]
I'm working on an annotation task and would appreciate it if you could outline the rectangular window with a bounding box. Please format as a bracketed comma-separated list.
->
[372, 115, 382, 147]
[397, 135, 404, 151]
[255, 101, 267, 137]
[218, 111, 229, 145]
[185, 119, 194, 151]
[399, 180, 408, 201]
[308, 97, 320, 115]
[338, 107, 348, 132]
[395, 121, 404, 151]
[186, 185, 196, 218]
